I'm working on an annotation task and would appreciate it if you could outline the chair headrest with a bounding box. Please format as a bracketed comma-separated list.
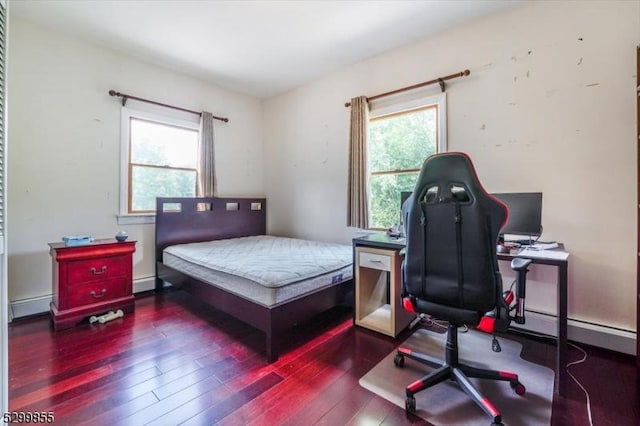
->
[414, 152, 487, 205]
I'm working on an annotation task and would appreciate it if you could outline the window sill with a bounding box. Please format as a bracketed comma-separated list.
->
[117, 214, 155, 225]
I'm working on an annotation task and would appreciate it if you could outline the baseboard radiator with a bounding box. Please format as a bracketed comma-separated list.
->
[9, 276, 156, 321]
[510, 310, 636, 356]
[8, 283, 637, 356]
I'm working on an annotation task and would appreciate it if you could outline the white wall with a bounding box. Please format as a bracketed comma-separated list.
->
[7, 18, 264, 303]
[6, 1, 639, 345]
[263, 1, 640, 333]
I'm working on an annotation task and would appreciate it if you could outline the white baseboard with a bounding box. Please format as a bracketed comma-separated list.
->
[9, 276, 157, 320]
[511, 310, 637, 356]
[133, 276, 156, 293]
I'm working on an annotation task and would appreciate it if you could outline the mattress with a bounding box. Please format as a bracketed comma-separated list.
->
[163, 235, 353, 308]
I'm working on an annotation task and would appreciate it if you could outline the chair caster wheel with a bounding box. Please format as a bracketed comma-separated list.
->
[405, 396, 416, 414]
[394, 353, 405, 368]
[510, 381, 526, 395]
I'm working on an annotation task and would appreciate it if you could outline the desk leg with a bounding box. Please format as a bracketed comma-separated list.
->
[557, 263, 568, 397]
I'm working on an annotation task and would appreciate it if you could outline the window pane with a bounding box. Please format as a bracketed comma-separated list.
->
[130, 118, 198, 168]
[131, 165, 196, 212]
[369, 106, 437, 173]
[369, 172, 419, 229]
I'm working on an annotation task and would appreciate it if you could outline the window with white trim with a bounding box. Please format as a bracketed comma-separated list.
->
[367, 93, 447, 229]
[120, 106, 200, 221]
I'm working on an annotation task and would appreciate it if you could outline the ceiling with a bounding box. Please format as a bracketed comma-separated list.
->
[10, 0, 522, 99]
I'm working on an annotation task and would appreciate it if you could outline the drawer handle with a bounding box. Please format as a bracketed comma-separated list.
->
[90, 266, 108, 275]
[368, 259, 383, 264]
[90, 289, 107, 299]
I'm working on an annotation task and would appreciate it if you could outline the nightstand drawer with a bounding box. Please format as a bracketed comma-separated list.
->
[359, 251, 392, 271]
[66, 278, 127, 309]
[67, 256, 128, 284]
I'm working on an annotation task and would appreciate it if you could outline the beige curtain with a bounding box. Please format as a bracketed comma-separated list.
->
[347, 96, 369, 228]
[197, 111, 215, 197]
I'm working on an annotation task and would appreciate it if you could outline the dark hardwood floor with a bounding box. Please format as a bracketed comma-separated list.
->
[8, 290, 638, 425]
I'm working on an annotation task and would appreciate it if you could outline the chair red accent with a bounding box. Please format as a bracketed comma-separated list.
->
[476, 315, 496, 334]
[402, 297, 416, 313]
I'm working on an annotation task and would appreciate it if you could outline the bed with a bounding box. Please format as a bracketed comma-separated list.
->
[155, 197, 353, 362]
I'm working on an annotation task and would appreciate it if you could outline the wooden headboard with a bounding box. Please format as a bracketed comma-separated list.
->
[155, 197, 267, 263]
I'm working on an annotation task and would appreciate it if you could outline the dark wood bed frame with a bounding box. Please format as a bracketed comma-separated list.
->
[155, 197, 353, 362]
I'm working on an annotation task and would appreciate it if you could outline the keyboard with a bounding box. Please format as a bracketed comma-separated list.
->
[506, 239, 536, 246]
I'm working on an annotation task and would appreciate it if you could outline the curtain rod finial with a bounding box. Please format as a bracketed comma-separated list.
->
[108, 90, 118, 97]
[463, 69, 470, 76]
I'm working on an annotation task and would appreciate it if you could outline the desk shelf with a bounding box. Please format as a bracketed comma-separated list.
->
[358, 304, 392, 334]
[354, 246, 414, 337]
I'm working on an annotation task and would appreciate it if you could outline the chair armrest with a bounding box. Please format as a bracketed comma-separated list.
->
[511, 257, 532, 271]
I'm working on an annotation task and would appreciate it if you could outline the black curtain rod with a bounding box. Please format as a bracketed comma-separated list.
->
[344, 69, 470, 107]
[108, 90, 229, 123]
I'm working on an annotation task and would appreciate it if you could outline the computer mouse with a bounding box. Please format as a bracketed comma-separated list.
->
[496, 244, 510, 254]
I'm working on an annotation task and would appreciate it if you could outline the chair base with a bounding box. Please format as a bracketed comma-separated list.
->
[394, 325, 525, 425]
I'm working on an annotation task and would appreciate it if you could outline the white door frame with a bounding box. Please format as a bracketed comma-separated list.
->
[1, 0, 9, 414]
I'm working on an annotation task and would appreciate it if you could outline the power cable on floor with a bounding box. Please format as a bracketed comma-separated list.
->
[567, 342, 593, 426]
[511, 328, 594, 426]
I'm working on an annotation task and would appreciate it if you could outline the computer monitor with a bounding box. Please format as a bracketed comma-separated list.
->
[400, 191, 413, 210]
[491, 192, 543, 241]
[398, 191, 413, 237]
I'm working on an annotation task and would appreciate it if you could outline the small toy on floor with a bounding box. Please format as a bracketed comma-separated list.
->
[89, 309, 124, 324]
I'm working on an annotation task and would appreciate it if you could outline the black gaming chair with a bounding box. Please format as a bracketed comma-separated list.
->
[394, 152, 531, 425]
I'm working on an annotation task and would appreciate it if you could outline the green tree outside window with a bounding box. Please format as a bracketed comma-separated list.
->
[129, 118, 198, 213]
[368, 106, 438, 229]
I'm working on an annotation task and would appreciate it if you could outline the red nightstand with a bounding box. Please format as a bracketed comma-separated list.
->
[49, 238, 136, 330]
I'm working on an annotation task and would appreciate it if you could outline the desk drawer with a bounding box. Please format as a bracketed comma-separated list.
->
[67, 256, 128, 284]
[66, 278, 127, 309]
[359, 251, 391, 271]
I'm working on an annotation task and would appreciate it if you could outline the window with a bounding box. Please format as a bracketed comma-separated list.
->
[367, 93, 446, 229]
[120, 106, 200, 222]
